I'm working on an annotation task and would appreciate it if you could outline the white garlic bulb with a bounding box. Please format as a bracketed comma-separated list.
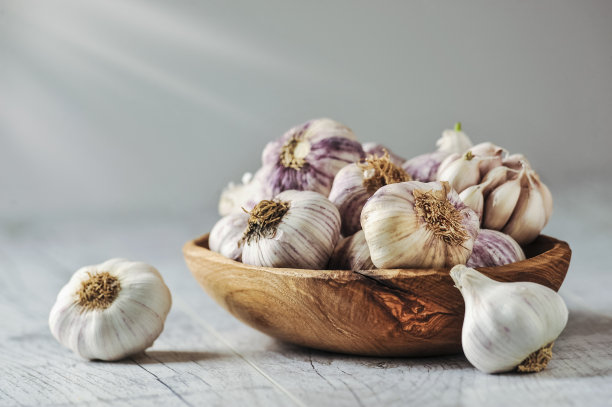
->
[450, 265, 568, 373]
[241, 190, 341, 269]
[402, 122, 473, 182]
[49, 259, 172, 361]
[328, 151, 411, 236]
[260, 118, 365, 197]
[209, 211, 249, 261]
[218, 168, 271, 216]
[361, 181, 480, 268]
[466, 229, 525, 268]
[328, 230, 375, 271]
[483, 161, 553, 244]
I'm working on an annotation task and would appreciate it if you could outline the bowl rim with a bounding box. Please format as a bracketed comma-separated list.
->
[183, 233, 571, 280]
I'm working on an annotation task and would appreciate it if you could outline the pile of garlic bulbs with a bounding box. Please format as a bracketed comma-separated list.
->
[212, 118, 552, 272]
[209, 118, 566, 374]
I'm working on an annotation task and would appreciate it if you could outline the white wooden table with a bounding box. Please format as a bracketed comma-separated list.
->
[2, 186, 611, 406]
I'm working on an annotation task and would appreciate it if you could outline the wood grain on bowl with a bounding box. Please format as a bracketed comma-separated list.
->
[183, 234, 571, 357]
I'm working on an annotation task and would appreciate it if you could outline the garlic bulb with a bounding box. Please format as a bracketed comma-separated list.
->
[209, 211, 249, 261]
[241, 190, 341, 269]
[361, 181, 480, 268]
[218, 168, 271, 216]
[328, 151, 411, 236]
[361, 142, 405, 166]
[328, 230, 375, 271]
[466, 229, 525, 268]
[450, 265, 568, 373]
[49, 259, 172, 361]
[260, 118, 365, 197]
[402, 122, 473, 182]
[483, 161, 552, 244]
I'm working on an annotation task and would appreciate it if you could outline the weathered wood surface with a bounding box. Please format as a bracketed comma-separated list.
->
[184, 234, 570, 357]
[1, 208, 611, 406]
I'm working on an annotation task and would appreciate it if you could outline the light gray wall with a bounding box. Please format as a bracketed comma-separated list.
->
[2, 0, 611, 220]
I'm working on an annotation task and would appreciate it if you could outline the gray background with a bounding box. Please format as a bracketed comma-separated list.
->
[1, 0, 611, 223]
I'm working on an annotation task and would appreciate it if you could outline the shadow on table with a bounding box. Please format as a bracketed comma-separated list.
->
[271, 308, 612, 378]
[132, 350, 234, 364]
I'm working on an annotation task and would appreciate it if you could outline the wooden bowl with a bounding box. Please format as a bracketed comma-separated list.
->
[183, 234, 571, 357]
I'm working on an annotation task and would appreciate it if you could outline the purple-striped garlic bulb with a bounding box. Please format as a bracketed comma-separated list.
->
[241, 190, 341, 269]
[466, 229, 526, 268]
[218, 168, 272, 216]
[402, 122, 473, 182]
[328, 230, 375, 271]
[209, 211, 249, 261]
[361, 181, 480, 268]
[361, 142, 405, 166]
[328, 151, 412, 236]
[260, 118, 365, 197]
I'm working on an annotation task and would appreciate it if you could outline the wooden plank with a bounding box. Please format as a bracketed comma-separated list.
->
[1, 212, 611, 406]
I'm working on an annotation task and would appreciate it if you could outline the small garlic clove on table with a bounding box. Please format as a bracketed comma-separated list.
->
[49, 259, 172, 361]
[450, 265, 568, 374]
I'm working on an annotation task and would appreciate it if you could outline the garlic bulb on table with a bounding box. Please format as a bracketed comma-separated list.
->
[241, 190, 341, 269]
[328, 230, 375, 271]
[260, 118, 365, 197]
[49, 259, 172, 361]
[361, 181, 480, 268]
[328, 151, 411, 236]
[450, 265, 568, 373]
[402, 122, 473, 182]
[209, 211, 249, 261]
[466, 229, 525, 268]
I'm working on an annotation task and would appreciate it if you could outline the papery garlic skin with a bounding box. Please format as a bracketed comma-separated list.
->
[450, 265, 568, 374]
[328, 152, 411, 236]
[261, 118, 365, 197]
[209, 211, 249, 261]
[466, 229, 525, 268]
[328, 164, 371, 236]
[362, 142, 405, 167]
[361, 181, 479, 268]
[402, 123, 473, 182]
[328, 230, 375, 271]
[218, 169, 271, 216]
[49, 259, 172, 361]
[241, 190, 341, 269]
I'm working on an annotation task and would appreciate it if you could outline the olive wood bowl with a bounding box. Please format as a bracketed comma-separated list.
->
[183, 234, 571, 357]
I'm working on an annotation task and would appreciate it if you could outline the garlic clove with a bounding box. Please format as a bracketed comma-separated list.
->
[466, 229, 525, 268]
[501, 173, 547, 245]
[530, 171, 554, 223]
[459, 184, 484, 220]
[49, 259, 172, 361]
[241, 190, 341, 269]
[361, 181, 479, 268]
[480, 165, 512, 195]
[450, 265, 568, 374]
[437, 151, 482, 193]
[503, 153, 531, 171]
[483, 177, 521, 230]
[209, 211, 249, 261]
[328, 230, 375, 271]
